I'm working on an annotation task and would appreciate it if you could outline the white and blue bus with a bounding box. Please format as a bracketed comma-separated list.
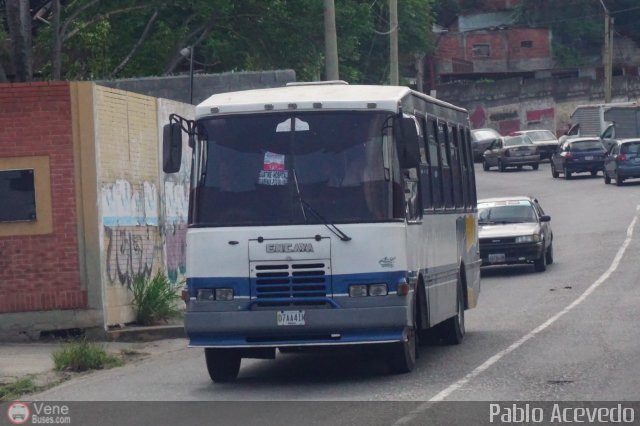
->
[163, 81, 480, 382]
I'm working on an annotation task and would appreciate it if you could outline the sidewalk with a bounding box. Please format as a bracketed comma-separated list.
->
[0, 324, 186, 396]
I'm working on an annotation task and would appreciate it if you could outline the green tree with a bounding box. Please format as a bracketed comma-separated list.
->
[515, 0, 603, 67]
[2, 0, 434, 84]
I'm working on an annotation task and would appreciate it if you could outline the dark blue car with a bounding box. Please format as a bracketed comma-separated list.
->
[550, 137, 607, 180]
[604, 138, 640, 186]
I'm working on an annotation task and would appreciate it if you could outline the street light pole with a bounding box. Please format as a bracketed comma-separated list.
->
[600, 0, 612, 103]
[389, 0, 399, 85]
[323, 0, 339, 81]
[189, 46, 194, 104]
[180, 46, 195, 104]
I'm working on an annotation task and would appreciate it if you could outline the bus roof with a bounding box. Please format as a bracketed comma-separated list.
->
[196, 82, 467, 118]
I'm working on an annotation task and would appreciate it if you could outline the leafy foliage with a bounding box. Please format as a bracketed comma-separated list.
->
[52, 340, 122, 372]
[1, 0, 433, 84]
[130, 271, 182, 326]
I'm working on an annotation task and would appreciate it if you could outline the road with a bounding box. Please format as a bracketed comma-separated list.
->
[30, 163, 640, 422]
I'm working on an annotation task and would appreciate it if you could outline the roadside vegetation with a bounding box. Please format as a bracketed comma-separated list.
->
[130, 271, 183, 326]
[52, 340, 123, 372]
[0, 377, 36, 401]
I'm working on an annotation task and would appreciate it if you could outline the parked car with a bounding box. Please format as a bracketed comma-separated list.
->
[510, 129, 558, 160]
[482, 135, 540, 172]
[604, 138, 640, 186]
[471, 128, 501, 161]
[478, 196, 553, 272]
[550, 137, 607, 180]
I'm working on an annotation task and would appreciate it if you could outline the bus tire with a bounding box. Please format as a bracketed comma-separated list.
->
[439, 277, 465, 345]
[205, 348, 241, 383]
[387, 326, 417, 374]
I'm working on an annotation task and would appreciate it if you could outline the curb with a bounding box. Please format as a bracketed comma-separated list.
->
[105, 324, 185, 342]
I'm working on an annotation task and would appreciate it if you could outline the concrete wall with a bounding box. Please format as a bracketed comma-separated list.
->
[92, 87, 195, 326]
[435, 75, 640, 135]
[97, 70, 296, 105]
[157, 100, 193, 285]
[93, 86, 163, 325]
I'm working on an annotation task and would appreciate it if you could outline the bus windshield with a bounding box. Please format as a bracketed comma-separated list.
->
[191, 111, 401, 226]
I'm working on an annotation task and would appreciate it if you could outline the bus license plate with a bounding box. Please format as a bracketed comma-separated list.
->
[488, 253, 505, 264]
[585, 155, 594, 160]
[277, 310, 306, 326]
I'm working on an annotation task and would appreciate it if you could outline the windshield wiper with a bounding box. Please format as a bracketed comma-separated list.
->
[291, 169, 351, 242]
[297, 196, 352, 242]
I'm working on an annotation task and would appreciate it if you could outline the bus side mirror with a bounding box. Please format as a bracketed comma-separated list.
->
[398, 117, 420, 168]
[163, 123, 183, 173]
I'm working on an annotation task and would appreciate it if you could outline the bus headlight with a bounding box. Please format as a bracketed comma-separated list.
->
[215, 288, 234, 301]
[368, 283, 388, 296]
[349, 285, 368, 297]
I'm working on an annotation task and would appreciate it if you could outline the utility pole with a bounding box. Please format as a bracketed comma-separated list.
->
[600, 0, 613, 103]
[323, 0, 339, 81]
[389, 0, 399, 85]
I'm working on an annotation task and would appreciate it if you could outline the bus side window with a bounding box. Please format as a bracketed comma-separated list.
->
[450, 124, 464, 209]
[402, 116, 422, 221]
[427, 118, 442, 209]
[465, 127, 478, 207]
[457, 126, 469, 210]
[438, 121, 453, 209]
[419, 116, 433, 210]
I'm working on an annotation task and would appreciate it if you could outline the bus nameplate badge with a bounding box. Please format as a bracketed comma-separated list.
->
[277, 310, 306, 326]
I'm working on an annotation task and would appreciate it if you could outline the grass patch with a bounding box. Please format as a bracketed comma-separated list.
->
[52, 340, 123, 372]
[131, 271, 182, 325]
[0, 377, 36, 401]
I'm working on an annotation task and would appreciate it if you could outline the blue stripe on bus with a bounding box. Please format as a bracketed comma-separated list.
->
[187, 270, 408, 298]
[189, 329, 404, 347]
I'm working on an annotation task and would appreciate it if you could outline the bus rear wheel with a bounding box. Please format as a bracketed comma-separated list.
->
[387, 326, 416, 374]
[205, 348, 241, 383]
[439, 278, 465, 345]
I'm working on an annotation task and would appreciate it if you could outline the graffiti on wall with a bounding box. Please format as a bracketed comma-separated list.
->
[525, 107, 555, 131]
[470, 106, 487, 129]
[162, 140, 191, 283]
[102, 180, 158, 226]
[102, 180, 161, 286]
[105, 226, 161, 286]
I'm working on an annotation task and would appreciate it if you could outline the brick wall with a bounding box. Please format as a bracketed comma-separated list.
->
[436, 28, 552, 74]
[0, 82, 85, 314]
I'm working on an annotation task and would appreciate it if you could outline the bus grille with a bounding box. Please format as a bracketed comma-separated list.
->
[251, 261, 329, 303]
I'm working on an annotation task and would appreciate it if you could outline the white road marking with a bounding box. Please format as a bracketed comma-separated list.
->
[394, 208, 638, 425]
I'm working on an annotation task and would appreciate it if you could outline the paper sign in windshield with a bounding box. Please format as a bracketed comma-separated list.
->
[259, 170, 289, 186]
[263, 151, 285, 171]
[259, 151, 288, 185]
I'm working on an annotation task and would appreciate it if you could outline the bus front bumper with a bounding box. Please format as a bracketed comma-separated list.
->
[185, 305, 410, 348]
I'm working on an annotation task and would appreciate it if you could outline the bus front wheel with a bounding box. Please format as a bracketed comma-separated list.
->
[205, 348, 241, 383]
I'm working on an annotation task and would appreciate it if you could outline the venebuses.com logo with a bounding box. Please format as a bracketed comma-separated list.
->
[7, 401, 30, 425]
